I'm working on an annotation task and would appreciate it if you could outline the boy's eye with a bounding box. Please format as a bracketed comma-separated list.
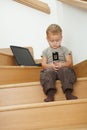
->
[50, 40, 60, 42]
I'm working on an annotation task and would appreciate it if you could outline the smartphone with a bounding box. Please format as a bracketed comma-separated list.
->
[52, 52, 59, 61]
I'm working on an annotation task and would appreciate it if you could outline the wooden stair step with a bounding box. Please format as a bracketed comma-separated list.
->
[0, 60, 87, 85]
[0, 99, 87, 130]
[0, 66, 42, 85]
[73, 59, 87, 77]
[0, 77, 87, 106]
[38, 124, 87, 130]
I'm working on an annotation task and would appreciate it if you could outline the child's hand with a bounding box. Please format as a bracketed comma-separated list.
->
[53, 62, 63, 69]
[50, 62, 59, 70]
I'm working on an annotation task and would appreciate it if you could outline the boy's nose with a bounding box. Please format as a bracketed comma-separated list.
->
[53, 40, 57, 44]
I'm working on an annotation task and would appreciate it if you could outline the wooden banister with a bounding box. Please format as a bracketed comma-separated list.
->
[58, 0, 87, 10]
[13, 0, 50, 14]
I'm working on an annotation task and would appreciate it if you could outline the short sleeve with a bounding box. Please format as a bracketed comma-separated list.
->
[41, 49, 48, 58]
[62, 46, 72, 55]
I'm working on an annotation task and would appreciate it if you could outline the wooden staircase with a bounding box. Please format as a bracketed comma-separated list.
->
[0, 77, 87, 129]
[0, 47, 87, 85]
[0, 47, 87, 129]
[0, 47, 42, 85]
[0, 99, 87, 130]
[0, 77, 87, 106]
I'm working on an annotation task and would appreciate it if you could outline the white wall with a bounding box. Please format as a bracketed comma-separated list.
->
[0, 0, 87, 64]
[57, 2, 87, 64]
[0, 0, 59, 59]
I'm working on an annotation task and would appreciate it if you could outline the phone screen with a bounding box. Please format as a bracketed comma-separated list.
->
[52, 52, 59, 61]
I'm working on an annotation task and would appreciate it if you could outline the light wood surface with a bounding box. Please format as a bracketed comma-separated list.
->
[0, 99, 87, 129]
[73, 60, 87, 77]
[0, 77, 87, 106]
[0, 76, 87, 129]
[0, 53, 17, 65]
[14, 0, 50, 14]
[0, 66, 42, 85]
[0, 59, 87, 85]
[58, 0, 87, 10]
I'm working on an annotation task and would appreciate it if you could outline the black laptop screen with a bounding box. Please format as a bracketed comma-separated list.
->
[10, 46, 36, 66]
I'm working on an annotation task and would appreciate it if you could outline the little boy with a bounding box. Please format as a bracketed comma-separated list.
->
[40, 24, 78, 102]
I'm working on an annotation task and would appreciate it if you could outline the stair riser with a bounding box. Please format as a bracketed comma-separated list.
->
[0, 67, 42, 85]
[0, 100, 87, 130]
[0, 79, 87, 106]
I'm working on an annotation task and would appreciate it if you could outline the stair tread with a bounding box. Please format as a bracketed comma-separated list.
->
[41, 124, 87, 130]
[0, 98, 87, 112]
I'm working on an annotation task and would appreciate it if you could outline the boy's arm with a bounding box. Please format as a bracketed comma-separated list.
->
[55, 54, 73, 68]
[41, 56, 56, 70]
[42, 54, 73, 70]
[62, 54, 73, 67]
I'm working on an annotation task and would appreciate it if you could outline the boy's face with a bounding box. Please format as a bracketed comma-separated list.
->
[47, 32, 62, 49]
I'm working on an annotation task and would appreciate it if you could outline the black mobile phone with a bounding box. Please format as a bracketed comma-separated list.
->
[52, 52, 59, 61]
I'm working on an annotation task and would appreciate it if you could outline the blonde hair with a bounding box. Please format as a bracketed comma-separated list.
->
[46, 24, 62, 35]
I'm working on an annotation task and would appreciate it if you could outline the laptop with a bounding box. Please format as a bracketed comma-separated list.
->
[10, 45, 41, 66]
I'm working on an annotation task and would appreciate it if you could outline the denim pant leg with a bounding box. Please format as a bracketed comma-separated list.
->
[40, 69, 57, 95]
[56, 67, 77, 93]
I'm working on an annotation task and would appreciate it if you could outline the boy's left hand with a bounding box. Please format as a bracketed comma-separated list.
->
[53, 62, 63, 69]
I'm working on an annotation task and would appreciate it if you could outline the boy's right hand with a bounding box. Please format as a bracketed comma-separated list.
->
[50, 62, 59, 70]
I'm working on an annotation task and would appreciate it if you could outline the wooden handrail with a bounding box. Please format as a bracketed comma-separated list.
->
[13, 0, 50, 14]
[58, 0, 87, 10]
